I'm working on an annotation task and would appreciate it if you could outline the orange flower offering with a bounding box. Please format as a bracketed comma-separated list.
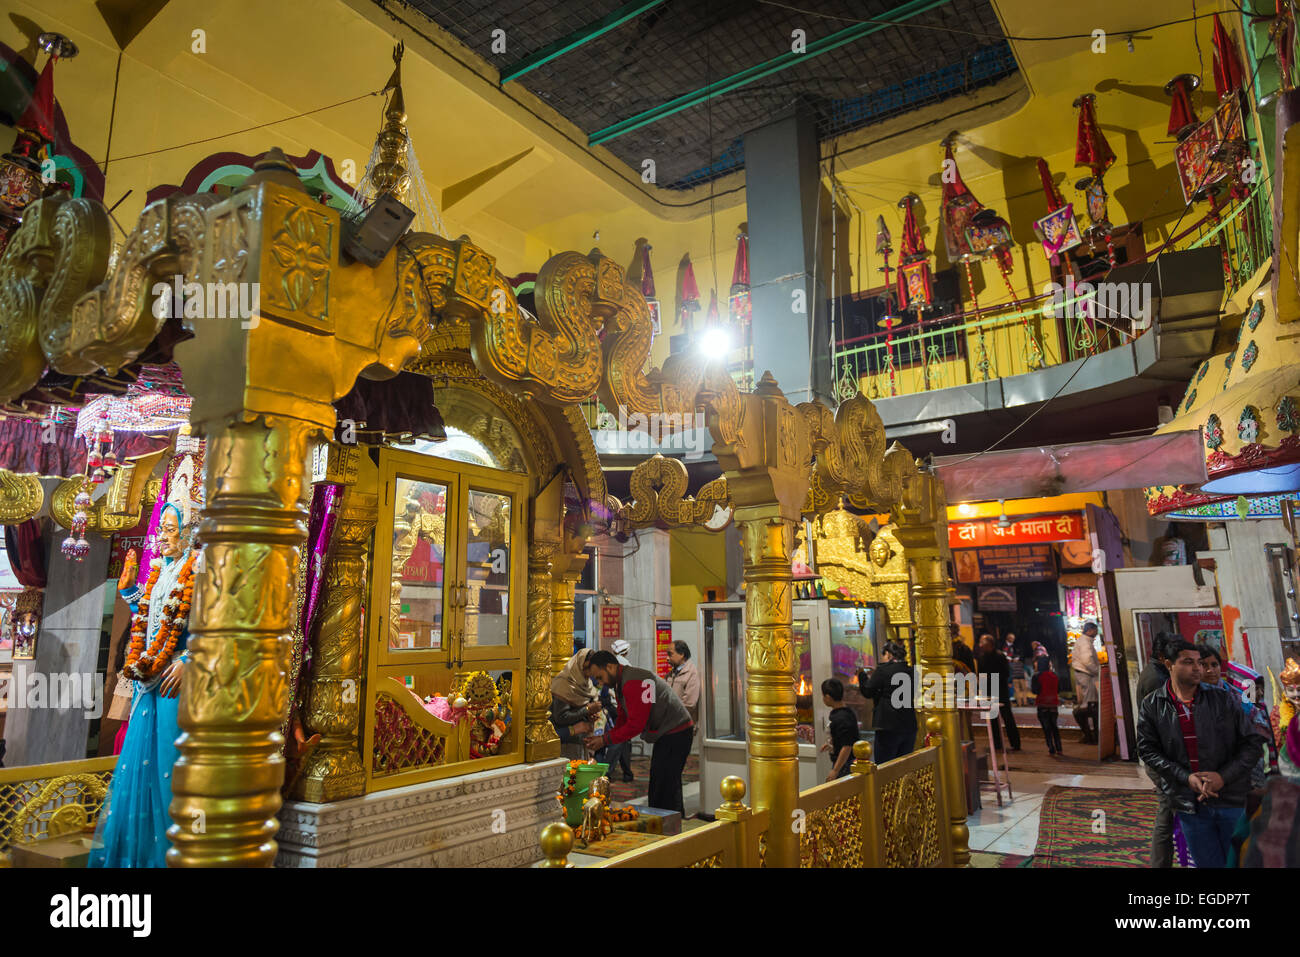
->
[124, 551, 196, 682]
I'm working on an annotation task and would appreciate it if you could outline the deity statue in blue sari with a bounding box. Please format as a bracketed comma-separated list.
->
[89, 503, 193, 868]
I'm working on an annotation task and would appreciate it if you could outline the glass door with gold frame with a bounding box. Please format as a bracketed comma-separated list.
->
[364, 448, 527, 792]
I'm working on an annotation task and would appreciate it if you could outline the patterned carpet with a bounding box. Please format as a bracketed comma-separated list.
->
[608, 754, 700, 804]
[1031, 785, 1159, 867]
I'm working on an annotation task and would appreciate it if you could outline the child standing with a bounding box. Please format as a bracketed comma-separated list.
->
[1031, 657, 1063, 756]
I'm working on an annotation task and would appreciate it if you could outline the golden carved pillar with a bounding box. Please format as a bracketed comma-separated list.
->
[525, 539, 561, 761]
[711, 372, 810, 869]
[740, 508, 799, 868]
[895, 471, 970, 867]
[292, 445, 377, 802]
[167, 415, 314, 866]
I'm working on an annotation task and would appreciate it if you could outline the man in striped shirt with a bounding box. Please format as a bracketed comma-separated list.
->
[1137, 640, 1265, 868]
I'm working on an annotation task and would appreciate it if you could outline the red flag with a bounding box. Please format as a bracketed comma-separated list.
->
[679, 254, 700, 322]
[18, 56, 56, 144]
[638, 242, 656, 300]
[1212, 15, 1244, 101]
[1074, 94, 1116, 176]
[1037, 158, 1065, 212]
[899, 195, 925, 258]
[706, 289, 720, 324]
[1166, 75, 1199, 139]
[729, 233, 749, 295]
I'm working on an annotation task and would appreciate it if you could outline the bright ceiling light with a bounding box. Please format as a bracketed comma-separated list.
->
[956, 503, 976, 517]
[699, 325, 732, 358]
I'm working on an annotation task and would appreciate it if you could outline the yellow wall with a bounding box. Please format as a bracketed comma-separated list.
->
[669, 526, 728, 620]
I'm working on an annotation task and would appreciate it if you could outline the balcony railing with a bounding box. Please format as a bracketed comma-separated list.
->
[831, 179, 1273, 402]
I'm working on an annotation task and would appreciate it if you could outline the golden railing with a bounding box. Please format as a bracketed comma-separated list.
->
[538, 716, 954, 868]
[0, 756, 116, 860]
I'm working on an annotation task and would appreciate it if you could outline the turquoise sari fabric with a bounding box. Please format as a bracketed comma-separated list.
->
[88, 561, 188, 868]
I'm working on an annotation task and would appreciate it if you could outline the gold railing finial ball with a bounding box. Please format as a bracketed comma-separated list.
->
[925, 715, 943, 736]
[539, 822, 573, 867]
[852, 739, 873, 762]
[719, 775, 746, 808]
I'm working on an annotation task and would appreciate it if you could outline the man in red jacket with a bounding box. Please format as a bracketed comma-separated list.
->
[583, 650, 694, 813]
[1031, 657, 1062, 756]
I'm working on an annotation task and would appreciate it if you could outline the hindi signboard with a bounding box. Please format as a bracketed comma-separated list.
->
[600, 604, 622, 641]
[955, 544, 1056, 583]
[655, 619, 673, 677]
[948, 512, 1083, 549]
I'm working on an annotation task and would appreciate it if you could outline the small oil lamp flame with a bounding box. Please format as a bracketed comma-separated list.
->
[796, 674, 811, 696]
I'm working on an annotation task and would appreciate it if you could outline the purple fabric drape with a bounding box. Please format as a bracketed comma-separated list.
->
[4, 518, 47, 588]
[135, 471, 170, 587]
[333, 371, 440, 443]
[0, 416, 167, 475]
[292, 482, 343, 709]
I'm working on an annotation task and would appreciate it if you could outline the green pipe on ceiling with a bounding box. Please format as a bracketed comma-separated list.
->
[500, 0, 669, 84]
[587, 0, 957, 147]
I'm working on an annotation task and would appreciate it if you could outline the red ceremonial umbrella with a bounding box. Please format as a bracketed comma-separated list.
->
[1212, 14, 1244, 101]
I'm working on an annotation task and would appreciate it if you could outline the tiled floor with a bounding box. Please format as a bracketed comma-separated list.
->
[966, 770, 1154, 856]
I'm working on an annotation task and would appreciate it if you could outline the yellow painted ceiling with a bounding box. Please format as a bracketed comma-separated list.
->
[4, 0, 1243, 347]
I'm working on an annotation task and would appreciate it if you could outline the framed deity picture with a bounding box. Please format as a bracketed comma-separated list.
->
[964, 218, 1012, 256]
[1175, 108, 1237, 204]
[1034, 204, 1083, 262]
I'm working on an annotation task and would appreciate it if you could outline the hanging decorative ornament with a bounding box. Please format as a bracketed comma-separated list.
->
[0, 34, 74, 254]
[1073, 93, 1118, 267]
[1212, 15, 1245, 102]
[940, 136, 994, 380]
[875, 215, 897, 396]
[896, 194, 936, 388]
[1032, 158, 1082, 267]
[1165, 74, 1201, 141]
[60, 477, 93, 561]
[634, 240, 661, 337]
[728, 231, 751, 325]
[678, 254, 701, 330]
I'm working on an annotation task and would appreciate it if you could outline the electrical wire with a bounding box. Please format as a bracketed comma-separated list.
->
[92, 90, 385, 167]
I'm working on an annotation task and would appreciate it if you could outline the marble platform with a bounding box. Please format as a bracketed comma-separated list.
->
[276, 758, 566, 868]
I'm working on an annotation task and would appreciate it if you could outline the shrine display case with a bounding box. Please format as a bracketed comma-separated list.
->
[696, 598, 890, 814]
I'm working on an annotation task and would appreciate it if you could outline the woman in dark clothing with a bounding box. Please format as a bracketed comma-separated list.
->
[859, 641, 918, 764]
[1031, 657, 1063, 756]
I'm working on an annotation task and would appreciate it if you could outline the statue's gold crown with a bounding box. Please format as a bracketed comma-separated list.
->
[1281, 657, 1300, 687]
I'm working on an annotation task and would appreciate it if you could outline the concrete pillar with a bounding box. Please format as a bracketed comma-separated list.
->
[744, 108, 833, 407]
[619, 528, 672, 672]
[3, 533, 110, 767]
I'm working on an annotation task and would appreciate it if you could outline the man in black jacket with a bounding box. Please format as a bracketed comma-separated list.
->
[860, 642, 918, 763]
[1137, 640, 1265, 868]
[950, 622, 976, 672]
[978, 634, 1020, 751]
[1136, 633, 1173, 703]
[1136, 632, 1176, 867]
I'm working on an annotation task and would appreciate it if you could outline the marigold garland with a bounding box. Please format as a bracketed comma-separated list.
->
[124, 551, 196, 682]
[555, 758, 593, 804]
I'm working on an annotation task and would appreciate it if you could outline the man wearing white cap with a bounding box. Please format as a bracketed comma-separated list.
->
[606, 639, 633, 781]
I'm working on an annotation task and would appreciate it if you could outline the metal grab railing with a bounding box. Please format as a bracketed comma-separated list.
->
[537, 715, 954, 868]
[831, 179, 1273, 402]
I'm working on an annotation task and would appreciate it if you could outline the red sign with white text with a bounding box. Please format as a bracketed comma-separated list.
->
[949, 512, 1083, 549]
[600, 605, 622, 640]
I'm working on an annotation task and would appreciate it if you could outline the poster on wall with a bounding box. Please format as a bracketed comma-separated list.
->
[600, 604, 622, 642]
[1176, 610, 1225, 647]
[955, 544, 1056, 584]
[655, 619, 672, 677]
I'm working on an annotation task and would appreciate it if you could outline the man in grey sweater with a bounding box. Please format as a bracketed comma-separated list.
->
[584, 650, 694, 814]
